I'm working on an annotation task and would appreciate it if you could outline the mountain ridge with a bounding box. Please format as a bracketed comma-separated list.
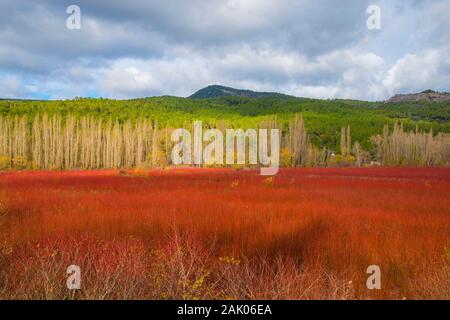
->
[189, 85, 294, 99]
[190, 85, 450, 103]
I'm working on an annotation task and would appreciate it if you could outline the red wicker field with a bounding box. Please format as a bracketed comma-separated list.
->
[0, 168, 449, 299]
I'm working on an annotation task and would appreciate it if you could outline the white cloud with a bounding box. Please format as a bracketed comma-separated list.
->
[89, 46, 385, 99]
[0, 0, 448, 100]
[0, 76, 28, 98]
[382, 47, 450, 96]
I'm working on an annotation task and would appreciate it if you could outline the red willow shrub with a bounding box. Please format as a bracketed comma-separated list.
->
[0, 167, 449, 299]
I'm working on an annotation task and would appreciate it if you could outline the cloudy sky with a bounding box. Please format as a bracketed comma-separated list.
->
[1, 0, 449, 100]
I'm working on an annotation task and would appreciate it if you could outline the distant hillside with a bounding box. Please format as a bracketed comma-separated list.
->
[387, 90, 450, 103]
[189, 85, 293, 99]
[1, 93, 449, 152]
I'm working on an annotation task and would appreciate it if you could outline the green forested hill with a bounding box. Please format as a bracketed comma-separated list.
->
[189, 84, 293, 99]
[0, 95, 449, 150]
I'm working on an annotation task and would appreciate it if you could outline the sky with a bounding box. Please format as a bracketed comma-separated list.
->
[0, 0, 449, 101]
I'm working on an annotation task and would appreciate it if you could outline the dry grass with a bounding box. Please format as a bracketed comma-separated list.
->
[0, 167, 449, 299]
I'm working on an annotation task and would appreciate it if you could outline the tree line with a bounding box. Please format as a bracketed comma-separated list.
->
[0, 113, 449, 170]
[1, 96, 449, 152]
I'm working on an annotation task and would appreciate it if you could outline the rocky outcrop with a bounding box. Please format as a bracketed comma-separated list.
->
[387, 90, 450, 103]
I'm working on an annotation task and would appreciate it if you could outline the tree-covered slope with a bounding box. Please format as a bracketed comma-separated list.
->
[0, 95, 449, 151]
[189, 85, 293, 99]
